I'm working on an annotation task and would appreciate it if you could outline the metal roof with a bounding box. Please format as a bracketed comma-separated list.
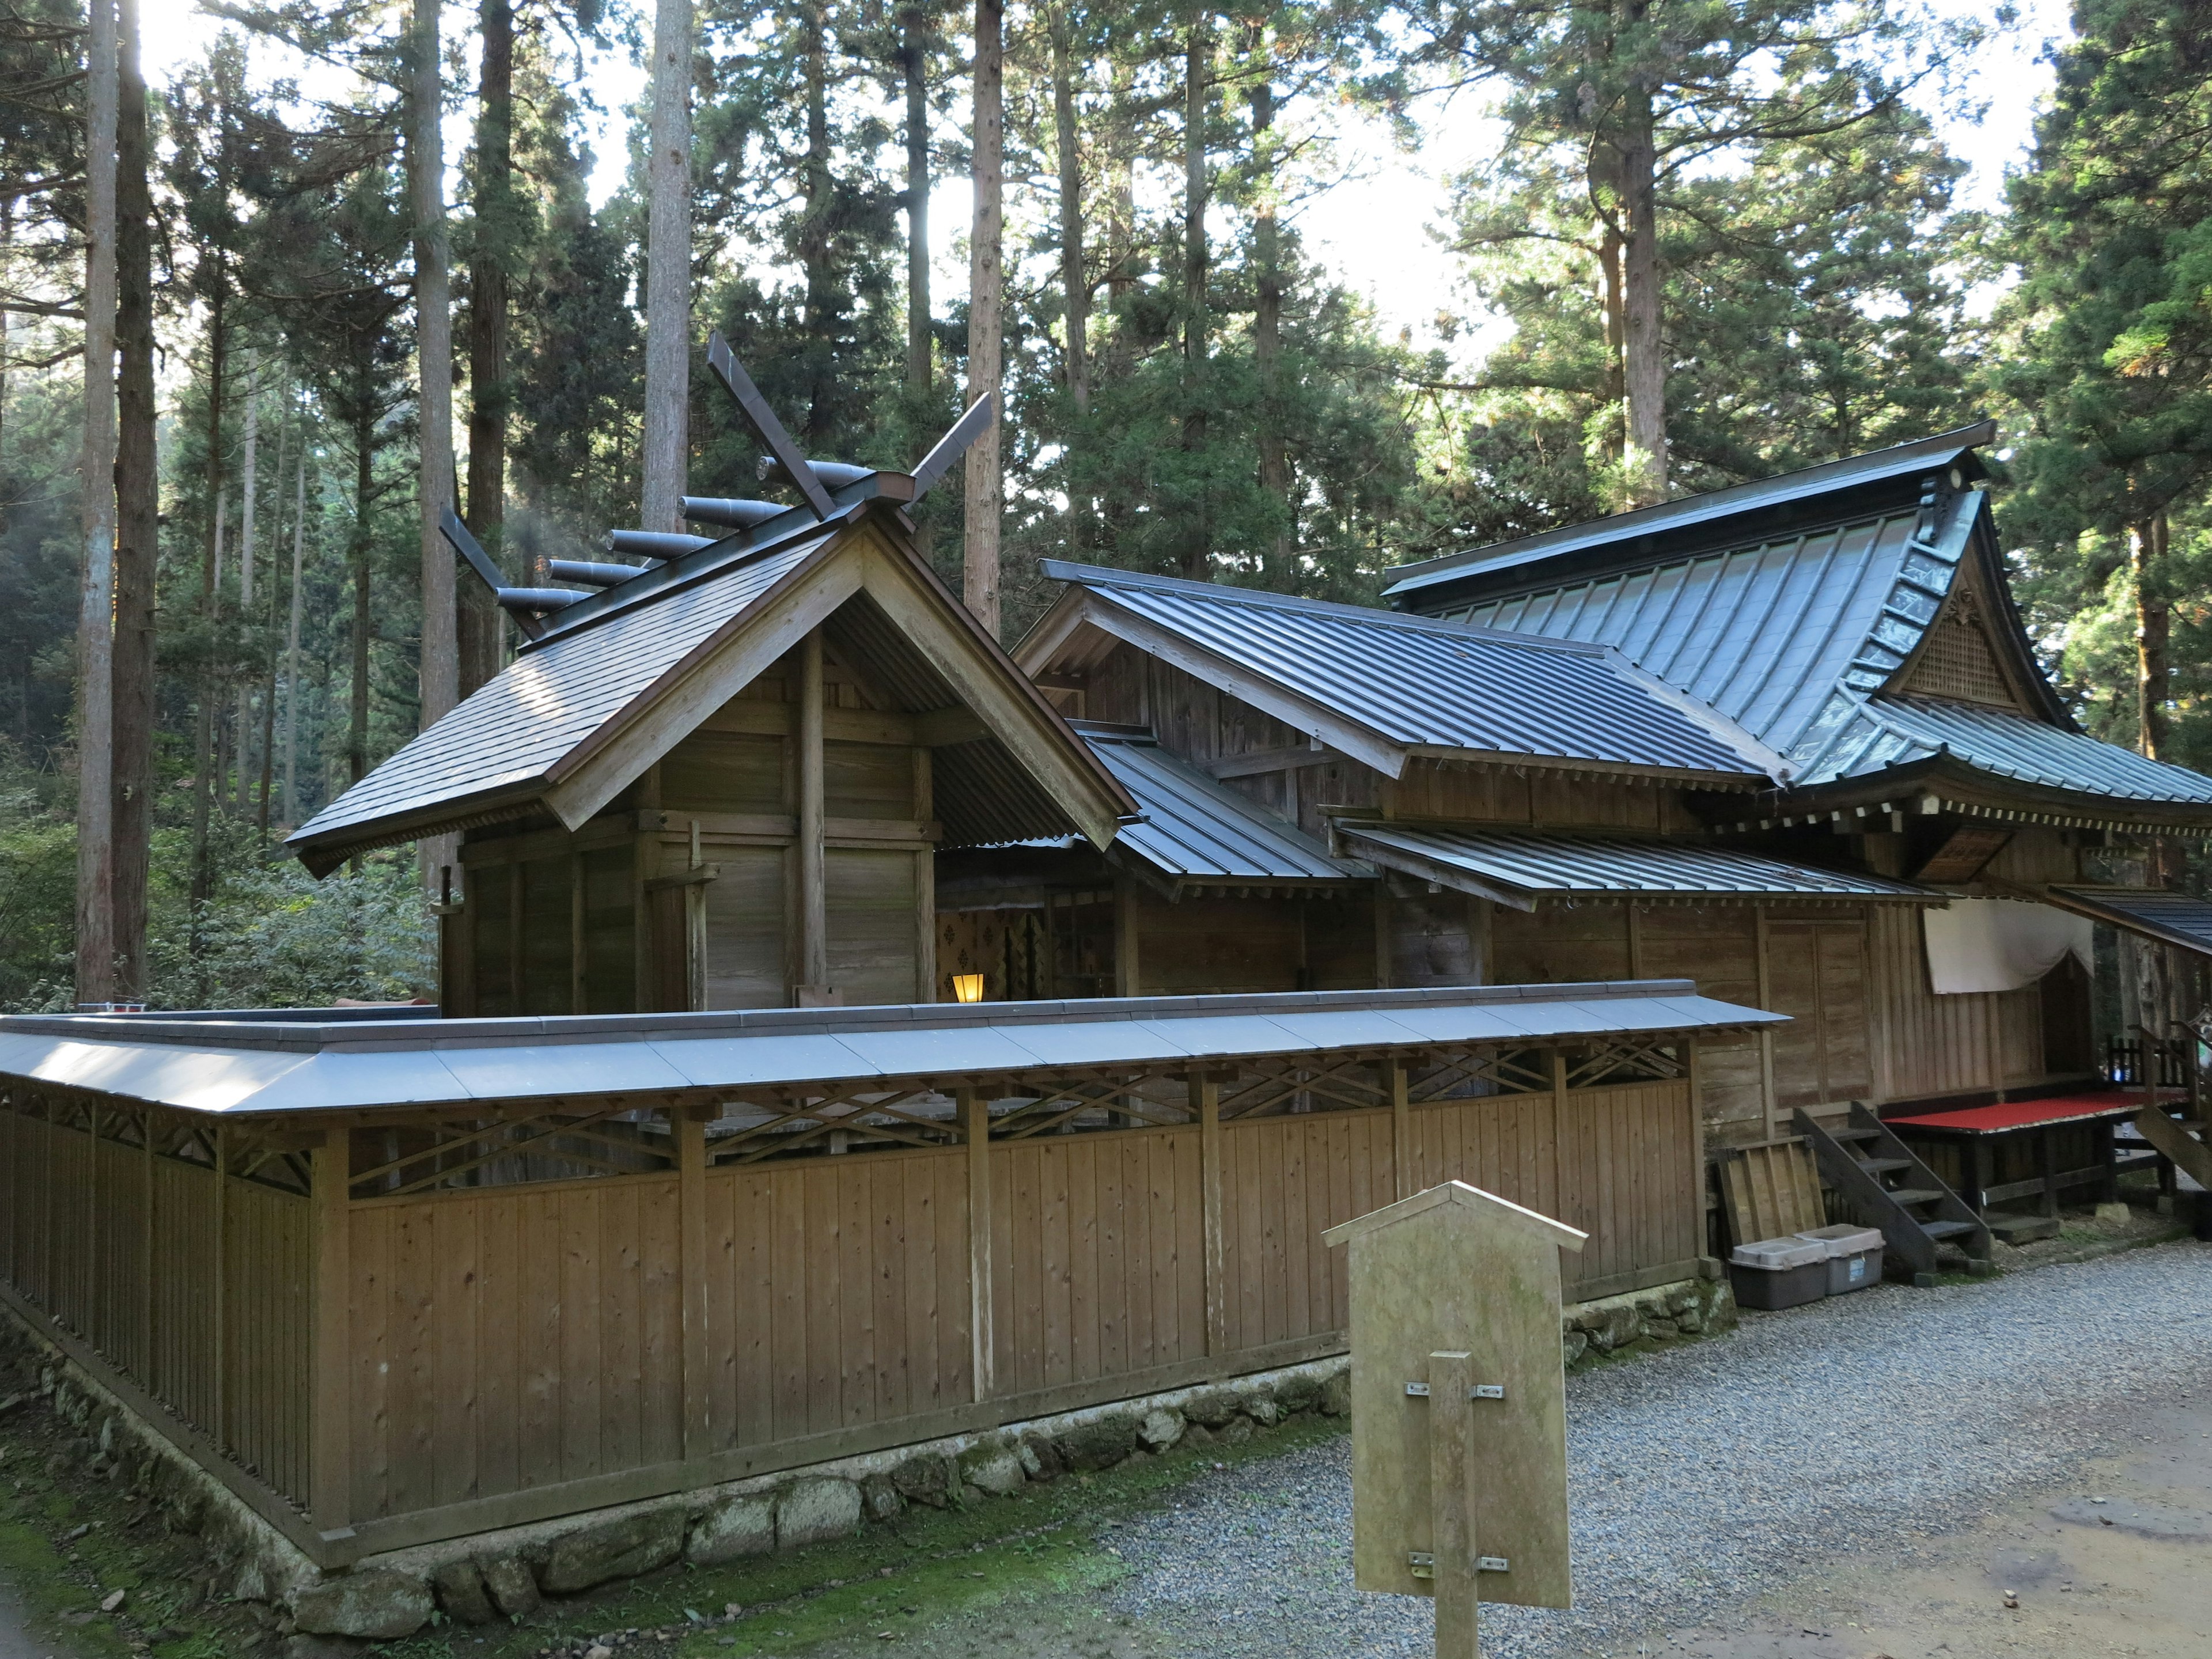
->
[1075, 726, 1364, 888]
[1338, 825, 1941, 907]
[1382, 423, 1995, 603]
[288, 533, 833, 865]
[2043, 887, 2212, 957]
[1793, 695, 2212, 806]
[0, 983, 1785, 1117]
[1033, 562, 1775, 785]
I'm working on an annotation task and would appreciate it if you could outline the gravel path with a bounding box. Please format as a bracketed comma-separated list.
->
[1107, 1241, 2212, 1657]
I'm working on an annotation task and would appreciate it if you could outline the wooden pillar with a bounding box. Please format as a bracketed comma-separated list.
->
[85, 1097, 99, 1342]
[677, 1107, 711, 1457]
[685, 819, 709, 1013]
[963, 1089, 994, 1401]
[1196, 1074, 1226, 1355]
[506, 861, 523, 1014]
[310, 1126, 351, 1537]
[1754, 908, 1778, 1140]
[1687, 1039, 1709, 1259]
[1427, 1348, 1480, 1659]
[1372, 887, 1391, 988]
[570, 851, 586, 1013]
[211, 1123, 227, 1455]
[1115, 876, 1141, 996]
[914, 748, 936, 1001]
[1387, 1058, 1412, 1200]
[798, 628, 828, 994]
[141, 1105, 154, 1373]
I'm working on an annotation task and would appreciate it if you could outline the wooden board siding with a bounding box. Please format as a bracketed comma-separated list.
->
[1130, 893, 1308, 995]
[1863, 904, 2058, 1104]
[704, 846, 788, 1008]
[346, 1175, 686, 1521]
[1766, 917, 1874, 1113]
[0, 1100, 311, 1510]
[300, 1075, 1691, 1536]
[1635, 908, 1766, 1145]
[825, 849, 921, 1005]
[1492, 904, 1632, 985]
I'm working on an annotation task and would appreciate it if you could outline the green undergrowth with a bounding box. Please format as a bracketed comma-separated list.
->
[373, 1414, 1347, 1659]
[0, 1425, 192, 1658]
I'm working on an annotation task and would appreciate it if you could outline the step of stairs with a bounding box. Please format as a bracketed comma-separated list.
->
[1795, 1103, 1993, 1282]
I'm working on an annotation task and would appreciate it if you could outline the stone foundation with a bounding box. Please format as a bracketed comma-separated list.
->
[1, 1272, 1738, 1645]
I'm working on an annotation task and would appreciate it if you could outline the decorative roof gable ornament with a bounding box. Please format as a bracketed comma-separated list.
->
[440, 331, 993, 639]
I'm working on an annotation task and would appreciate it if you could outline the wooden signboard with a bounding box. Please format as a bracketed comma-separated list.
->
[1323, 1181, 1586, 1655]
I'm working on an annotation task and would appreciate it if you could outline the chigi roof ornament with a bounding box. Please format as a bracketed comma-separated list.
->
[440, 329, 993, 639]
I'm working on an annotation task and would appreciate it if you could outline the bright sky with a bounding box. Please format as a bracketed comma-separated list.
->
[139, 0, 2075, 357]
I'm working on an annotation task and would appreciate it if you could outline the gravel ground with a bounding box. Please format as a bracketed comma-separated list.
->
[1107, 1240, 2212, 1658]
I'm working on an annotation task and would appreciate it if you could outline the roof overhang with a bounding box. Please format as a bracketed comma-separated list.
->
[0, 982, 1787, 1120]
[1339, 823, 1944, 911]
[2040, 886, 2212, 959]
[1712, 752, 2212, 839]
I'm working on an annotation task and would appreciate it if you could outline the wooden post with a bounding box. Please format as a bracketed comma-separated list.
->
[211, 1123, 226, 1454]
[1687, 1040, 1709, 1259]
[310, 1125, 351, 1536]
[1373, 886, 1392, 988]
[1754, 908, 1778, 1140]
[1389, 1059, 1412, 1200]
[1114, 875, 1140, 996]
[570, 851, 586, 1013]
[677, 1107, 711, 1457]
[1427, 1349, 1480, 1659]
[963, 1088, 993, 1400]
[85, 1097, 99, 1340]
[1196, 1074, 1225, 1355]
[141, 1105, 154, 1373]
[798, 628, 828, 994]
[914, 748, 935, 1000]
[685, 819, 708, 1012]
[506, 861, 523, 1013]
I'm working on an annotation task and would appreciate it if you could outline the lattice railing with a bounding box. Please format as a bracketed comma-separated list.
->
[347, 1105, 675, 1198]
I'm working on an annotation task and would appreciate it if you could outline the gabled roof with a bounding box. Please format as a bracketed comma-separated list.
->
[1022, 561, 1779, 789]
[1337, 825, 1940, 909]
[288, 507, 1137, 874]
[2043, 887, 2212, 958]
[1074, 724, 1366, 892]
[1389, 427, 2212, 827]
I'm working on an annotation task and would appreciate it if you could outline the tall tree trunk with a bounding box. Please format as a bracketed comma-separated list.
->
[283, 457, 307, 828]
[349, 414, 375, 787]
[800, 0, 835, 441]
[2134, 513, 2171, 760]
[461, 0, 514, 699]
[74, 0, 120, 1007]
[1178, 8, 1210, 581]
[901, 4, 931, 409]
[111, 0, 156, 1005]
[963, 0, 1003, 633]
[411, 0, 458, 748]
[189, 286, 223, 934]
[641, 0, 694, 531]
[234, 372, 260, 815]
[1051, 6, 1087, 416]
[1248, 25, 1289, 586]
[1618, 44, 1664, 507]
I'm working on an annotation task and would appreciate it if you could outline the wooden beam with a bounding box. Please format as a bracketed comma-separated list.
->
[1115, 877, 1141, 996]
[677, 1108, 711, 1457]
[1203, 743, 1341, 781]
[912, 705, 988, 747]
[1427, 1349, 1481, 1659]
[310, 1126, 351, 1536]
[798, 630, 828, 994]
[1197, 1075, 1225, 1356]
[963, 1089, 993, 1402]
[1755, 908, 1779, 1141]
[1388, 1059, 1412, 1201]
[570, 852, 586, 1014]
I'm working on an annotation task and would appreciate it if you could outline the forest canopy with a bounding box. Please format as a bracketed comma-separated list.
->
[1, 0, 2206, 1008]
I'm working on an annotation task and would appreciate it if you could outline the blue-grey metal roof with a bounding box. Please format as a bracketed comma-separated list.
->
[0, 983, 1786, 1116]
[1381, 423, 1995, 603]
[289, 533, 833, 864]
[1077, 726, 1364, 887]
[1035, 561, 1775, 784]
[1338, 825, 1940, 906]
[1794, 696, 2212, 806]
[1430, 498, 1967, 763]
[2044, 887, 2212, 957]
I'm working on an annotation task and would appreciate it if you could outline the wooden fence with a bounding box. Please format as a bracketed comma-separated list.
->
[0, 1057, 1700, 1567]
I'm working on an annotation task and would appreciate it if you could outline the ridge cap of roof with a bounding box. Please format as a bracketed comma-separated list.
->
[1380, 421, 1997, 600]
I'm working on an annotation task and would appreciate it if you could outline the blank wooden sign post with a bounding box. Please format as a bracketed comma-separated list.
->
[1323, 1180, 1587, 1657]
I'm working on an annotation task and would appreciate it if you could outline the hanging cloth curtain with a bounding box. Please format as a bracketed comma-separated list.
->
[1922, 898, 2094, 995]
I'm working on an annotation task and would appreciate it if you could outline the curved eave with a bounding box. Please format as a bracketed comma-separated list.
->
[1722, 753, 2212, 836]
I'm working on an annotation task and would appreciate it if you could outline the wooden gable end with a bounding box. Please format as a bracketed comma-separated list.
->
[1892, 582, 2029, 712]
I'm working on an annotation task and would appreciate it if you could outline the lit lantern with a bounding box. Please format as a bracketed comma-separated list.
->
[952, 973, 986, 1004]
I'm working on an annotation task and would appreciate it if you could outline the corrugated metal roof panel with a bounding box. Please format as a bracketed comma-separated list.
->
[1080, 730, 1361, 885]
[290, 535, 831, 853]
[1339, 825, 1939, 903]
[1382, 423, 1994, 601]
[1039, 563, 1770, 781]
[2046, 887, 2212, 957]
[0, 984, 1785, 1116]
[1802, 697, 2212, 804]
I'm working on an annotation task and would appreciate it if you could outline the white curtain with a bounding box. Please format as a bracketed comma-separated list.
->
[1922, 899, 2094, 995]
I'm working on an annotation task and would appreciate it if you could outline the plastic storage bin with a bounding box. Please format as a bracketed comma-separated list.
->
[1726, 1236, 1831, 1310]
[1794, 1224, 1885, 1294]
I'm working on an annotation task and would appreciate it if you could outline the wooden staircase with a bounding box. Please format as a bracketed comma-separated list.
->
[2131, 1101, 2212, 1191]
[1794, 1104, 1992, 1283]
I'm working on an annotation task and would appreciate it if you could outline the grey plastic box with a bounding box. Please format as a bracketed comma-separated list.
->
[1794, 1224, 1885, 1294]
[1726, 1236, 1831, 1310]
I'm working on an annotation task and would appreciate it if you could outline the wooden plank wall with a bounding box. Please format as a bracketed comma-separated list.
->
[1865, 904, 2054, 1103]
[335, 1079, 1695, 1529]
[0, 1100, 312, 1508]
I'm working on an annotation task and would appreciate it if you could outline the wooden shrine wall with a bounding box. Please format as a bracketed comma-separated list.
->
[0, 1097, 313, 1510]
[326, 1078, 1690, 1547]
